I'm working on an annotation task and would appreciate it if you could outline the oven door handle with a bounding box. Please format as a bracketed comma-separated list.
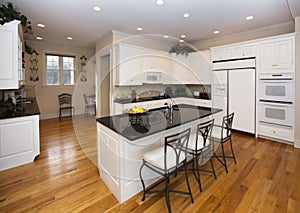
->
[260, 102, 293, 107]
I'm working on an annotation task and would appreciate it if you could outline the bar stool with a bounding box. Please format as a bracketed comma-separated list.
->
[186, 119, 217, 193]
[212, 112, 236, 173]
[139, 128, 194, 213]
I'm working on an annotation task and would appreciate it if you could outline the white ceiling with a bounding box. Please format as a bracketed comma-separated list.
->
[1, 0, 299, 49]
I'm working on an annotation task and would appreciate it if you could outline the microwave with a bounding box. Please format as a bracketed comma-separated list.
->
[144, 71, 162, 84]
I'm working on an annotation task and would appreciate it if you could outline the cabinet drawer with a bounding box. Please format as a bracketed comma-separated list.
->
[258, 122, 293, 142]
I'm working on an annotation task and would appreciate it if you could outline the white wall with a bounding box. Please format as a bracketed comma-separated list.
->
[25, 41, 95, 119]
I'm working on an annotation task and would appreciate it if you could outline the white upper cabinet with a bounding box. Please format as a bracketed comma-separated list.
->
[141, 49, 164, 71]
[170, 53, 194, 84]
[211, 44, 257, 62]
[114, 43, 143, 85]
[211, 48, 232, 61]
[231, 45, 256, 58]
[0, 20, 23, 89]
[259, 38, 293, 73]
[189, 51, 212, 84]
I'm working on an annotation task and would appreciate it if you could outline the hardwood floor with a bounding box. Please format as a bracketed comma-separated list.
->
[0, 115, 300, 212]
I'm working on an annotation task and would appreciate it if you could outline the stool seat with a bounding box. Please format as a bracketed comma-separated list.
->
[139, 128, 194, 213]
[143, 145, 185, 171]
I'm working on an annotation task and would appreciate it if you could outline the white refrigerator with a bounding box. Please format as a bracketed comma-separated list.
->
[212, 58, 256, 134]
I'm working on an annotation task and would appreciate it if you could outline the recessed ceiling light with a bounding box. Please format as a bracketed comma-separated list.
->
[179, 39, 184, 43]
[180, 34, 186, 38]
[246, 15, 254, 21]
[36, 36, 43, 40]
[164, 35, 169, 38]
[67, 36, 73, 40]
[136, 27, 143, 31]
[92, 6, 101, 12]
[182, 13, 190, 18]
[37, 23, 45, 28]
[213, 30, 220, 34]
[155, 0, 165, 5]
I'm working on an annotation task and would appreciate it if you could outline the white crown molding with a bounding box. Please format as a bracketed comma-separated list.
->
[192, 21, 294, 48]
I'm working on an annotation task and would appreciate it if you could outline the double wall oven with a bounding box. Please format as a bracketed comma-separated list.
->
[258, 73, 294, 127]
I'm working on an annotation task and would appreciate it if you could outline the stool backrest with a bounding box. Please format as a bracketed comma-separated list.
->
[164, 128, 191, 171]
[196, 119, 214, 150]
[221, 112, 234, 139]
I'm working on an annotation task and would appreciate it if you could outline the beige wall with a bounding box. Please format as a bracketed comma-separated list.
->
[95, 31, 113, 53]
[25, 41, 95, 119]
[294, 17, 300, 146]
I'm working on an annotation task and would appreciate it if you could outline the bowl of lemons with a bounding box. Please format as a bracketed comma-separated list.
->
[127, 106, 148, 115]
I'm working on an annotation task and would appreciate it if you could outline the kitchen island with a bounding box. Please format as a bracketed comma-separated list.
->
[96, 104, 221, 202]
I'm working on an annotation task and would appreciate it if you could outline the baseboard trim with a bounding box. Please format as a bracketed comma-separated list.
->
[294, 139, 300, 149]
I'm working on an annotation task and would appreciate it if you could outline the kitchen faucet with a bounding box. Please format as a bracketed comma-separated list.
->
[164, 99, 174, 122]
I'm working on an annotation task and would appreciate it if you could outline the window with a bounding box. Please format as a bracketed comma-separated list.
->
[45, 54, 75, 86]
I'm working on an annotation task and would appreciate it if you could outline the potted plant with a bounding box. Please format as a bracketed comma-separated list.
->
[169, 43, 196, 56]
[0, 2, 34, 54]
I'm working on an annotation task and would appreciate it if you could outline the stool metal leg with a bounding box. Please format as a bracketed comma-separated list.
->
[229, 137, 237, 164]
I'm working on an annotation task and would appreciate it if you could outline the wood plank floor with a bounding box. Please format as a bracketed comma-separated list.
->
[0, 115, 300, 212]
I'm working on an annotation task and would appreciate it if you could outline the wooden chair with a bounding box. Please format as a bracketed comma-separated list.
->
[139, 128, 194, 213]
[58, 93, 74, 119]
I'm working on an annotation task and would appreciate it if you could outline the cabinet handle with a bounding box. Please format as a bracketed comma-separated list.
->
[273, 131, 276, 134]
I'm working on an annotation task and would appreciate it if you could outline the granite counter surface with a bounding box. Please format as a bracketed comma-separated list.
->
[96, 104, 221, 141]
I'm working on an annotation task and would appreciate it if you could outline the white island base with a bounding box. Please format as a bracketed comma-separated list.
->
[97, 116, 210, 203]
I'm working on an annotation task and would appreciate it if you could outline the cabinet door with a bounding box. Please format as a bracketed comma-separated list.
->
[171, 54, 194, 84]
[275, 40, 292, 69]
[211, 48, 232, 61]
[98, 127, 120, 184]
[190, 51, 211, 84]
[228, 69, 255, 134]
[232, 45, 256, 58]
[259, 42, 275, 70]
[117, 45, 143, 85]
[0, 21, 20, 89]
[142, 50, 164, 71]
[162, 56, 173, 84]
[0, 115, 39, 171]
[0, 120, 33, 158]
[259, 39, 293, 71]
[212, 96, 227, 126]
[114, 103, 124, 115]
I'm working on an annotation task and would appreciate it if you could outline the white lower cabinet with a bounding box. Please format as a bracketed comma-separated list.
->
[258, 122, 294, 142]
[0, 115, 40, 171]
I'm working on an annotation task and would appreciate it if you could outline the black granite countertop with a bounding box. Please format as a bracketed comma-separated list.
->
[0, 97, 40, 120]
[96, 104, 222, 141]
[114, 94, 210, 104]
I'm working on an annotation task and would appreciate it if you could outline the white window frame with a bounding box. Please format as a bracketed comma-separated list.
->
[43, 51, 78, 87]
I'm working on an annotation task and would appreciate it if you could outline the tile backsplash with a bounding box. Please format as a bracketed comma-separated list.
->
[0, 84, 36, 101]
[114, 84, 211, 99]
